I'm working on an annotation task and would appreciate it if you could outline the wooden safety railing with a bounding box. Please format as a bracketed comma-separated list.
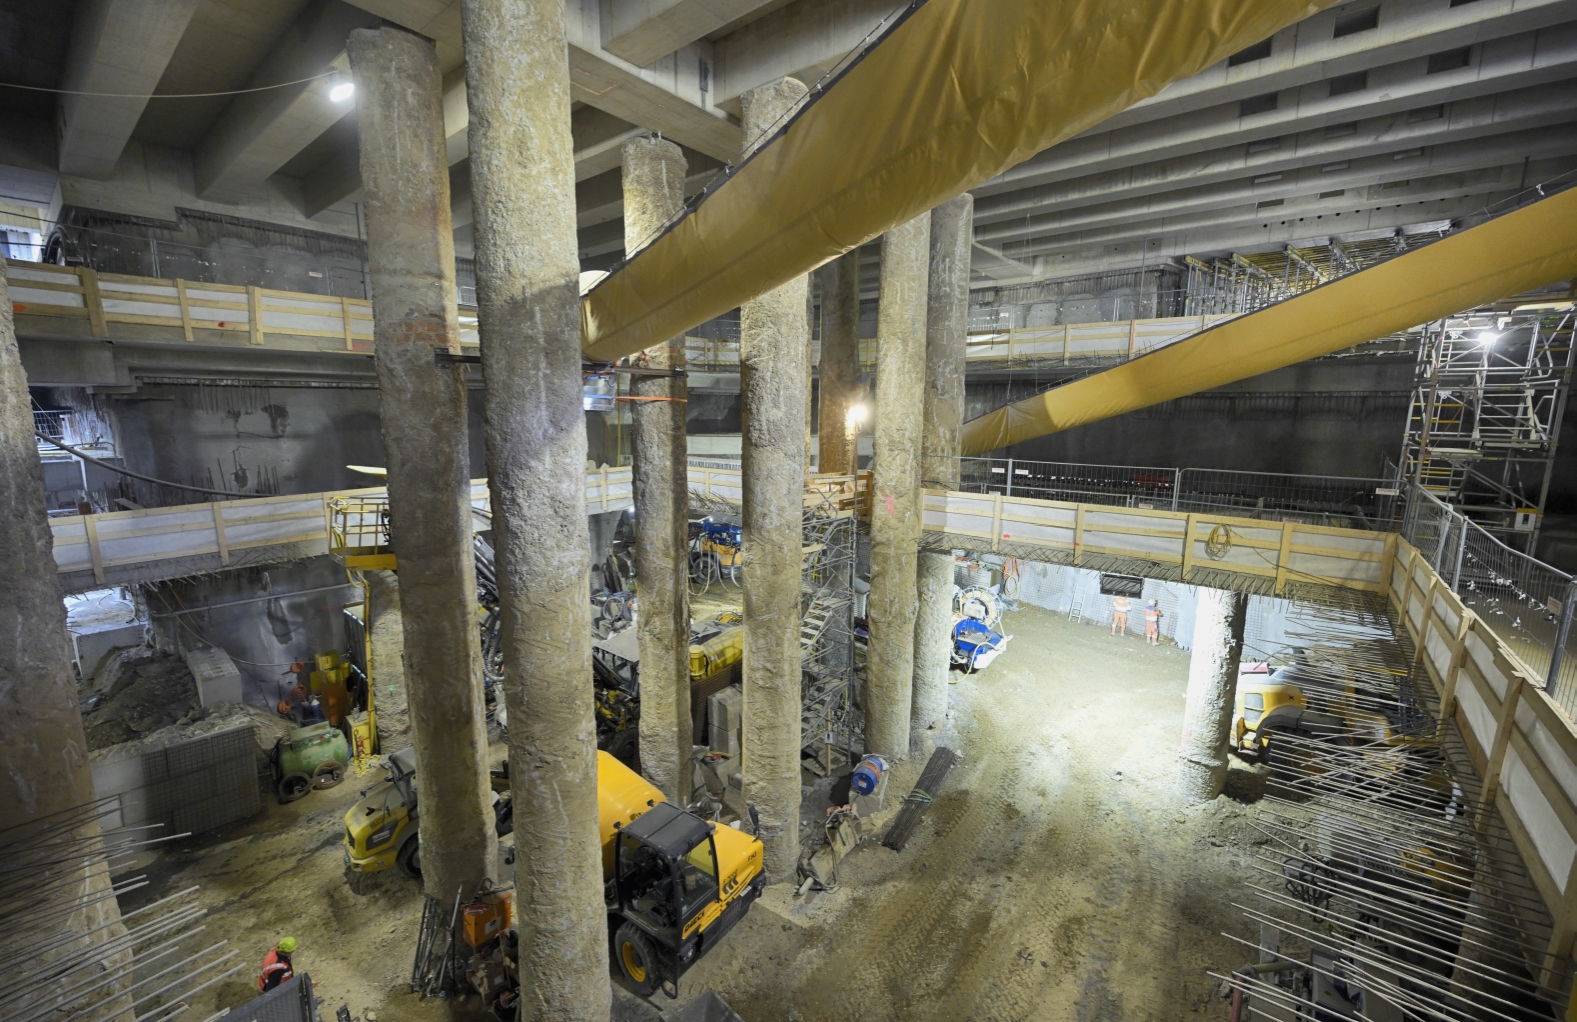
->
[922, 489, 1393, 595]
[6, 260, 485, 352]
[1393, 539, 1577, 982]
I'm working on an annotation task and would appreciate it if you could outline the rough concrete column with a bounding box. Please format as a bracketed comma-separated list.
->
[1178, 587, 1247, 803]
[362, 569, 410, 752]
[0, 268, 133, 1021]
[622, 136, 691, 802]
[460, 1, 610, 1018]
[739, 76, 810, 884]
[349, 27, 496, 905]
[866, 213, 931, 760]
[912, 195, 973, 748]
[816, 249, 861, 476]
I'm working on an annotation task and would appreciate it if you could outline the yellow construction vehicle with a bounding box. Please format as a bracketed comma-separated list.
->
[343, 746, 423, 876]
[344, 750, 764, 999]
[599, 750, 764, 997]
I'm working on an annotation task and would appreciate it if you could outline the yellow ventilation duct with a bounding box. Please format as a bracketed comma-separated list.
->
[580, 0, 1336, 362]
[961, 187, 1577, 455]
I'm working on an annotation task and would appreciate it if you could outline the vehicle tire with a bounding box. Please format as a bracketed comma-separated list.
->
[604, 728, 640, 774]
[396, 836, 422, 879]
[614, 921, 661, 996]
[312, 761, 345, 789]
[276, 771, 312, 803]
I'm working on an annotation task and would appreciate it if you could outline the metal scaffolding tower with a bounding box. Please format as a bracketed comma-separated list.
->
[1399, 305, 1575, 548]
[799, 496, 858, 776]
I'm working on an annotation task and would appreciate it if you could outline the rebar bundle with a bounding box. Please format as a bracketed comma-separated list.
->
[0, 798, 239, 1022]
[1218, 597, 1568, 1021]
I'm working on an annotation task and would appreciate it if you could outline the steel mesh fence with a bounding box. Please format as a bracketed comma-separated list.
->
[955, 457, 1399, 527]
[1402, 485, 1577, 714]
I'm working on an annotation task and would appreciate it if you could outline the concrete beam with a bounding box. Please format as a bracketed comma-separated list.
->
[980, 123, 1577, 247]
[711, 0, 891, 110]
[604, 0, 779, 67]
[1099, 0, 1577, 135]
[350, 0, 740, 160]
[193, 0, 379, 200]
[1017, 174, 1565, 279]
[977, 23, 1577, 198]
[307, 81, 655, 218]
[1006, 153, 1577, 262]
[57, 0, 200, 180]
[974, 79, 1577, 228]
[343, 0, 467, 73]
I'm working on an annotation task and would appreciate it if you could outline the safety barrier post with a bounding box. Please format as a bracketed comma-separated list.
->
[1005, 457, 1014, 497]
[1549, 580, 1577, 694]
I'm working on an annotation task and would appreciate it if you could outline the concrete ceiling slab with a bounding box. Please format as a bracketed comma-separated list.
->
[58, 0, 201, 179]
[192, 0, 378, 199]
[132, 0, 314, 151]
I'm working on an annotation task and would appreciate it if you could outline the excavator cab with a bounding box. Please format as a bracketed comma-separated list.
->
[607, 802, 763, 998]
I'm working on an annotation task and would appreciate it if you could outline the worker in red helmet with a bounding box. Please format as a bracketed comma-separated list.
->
[258, 936, 297, 992]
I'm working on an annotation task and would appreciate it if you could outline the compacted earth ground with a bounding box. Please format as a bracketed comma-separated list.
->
[119, 603, 1272, 1022]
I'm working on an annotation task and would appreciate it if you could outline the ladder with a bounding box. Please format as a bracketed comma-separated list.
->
[1066, 588, 1085, 623]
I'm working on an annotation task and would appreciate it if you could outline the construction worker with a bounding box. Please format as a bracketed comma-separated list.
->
[1144, 599, 1163, 645]
[1110, 594, 1131, 637]
[258, 936, 297, 992]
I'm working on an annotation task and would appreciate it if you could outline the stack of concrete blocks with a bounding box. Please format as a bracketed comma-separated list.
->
[707, 684, 746, 814]
[184, 647, 244, 706]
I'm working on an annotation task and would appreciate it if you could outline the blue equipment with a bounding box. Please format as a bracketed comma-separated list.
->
[951, 586, 1012, 671]
[851, 755, 889, 796]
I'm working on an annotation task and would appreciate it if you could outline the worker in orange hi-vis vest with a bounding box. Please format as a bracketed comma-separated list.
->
[1144, 599, 1163, 645]
[1110, 594, 1131, 637]
[258, 936, 296, 992]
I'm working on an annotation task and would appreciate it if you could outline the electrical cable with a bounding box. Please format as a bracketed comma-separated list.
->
[1205, 522, 1233, 560]
[0, 71, 339, 100]
[36, 434, 251, 498]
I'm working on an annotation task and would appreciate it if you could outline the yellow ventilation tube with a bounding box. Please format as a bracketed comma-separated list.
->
[580, 0, 1337, 362]
[961, 187, 1577, 455]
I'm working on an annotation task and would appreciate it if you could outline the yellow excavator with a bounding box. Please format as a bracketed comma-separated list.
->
[345, 750, 764, 998]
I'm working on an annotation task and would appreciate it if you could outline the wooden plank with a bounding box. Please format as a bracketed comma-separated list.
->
[212, 503, 230, 567]
[177, 280, 193, 342]
[1436, 613, 1473, 720]
[99, 290, 182, 306]
[1286, 541, 1387, 563]
[79, 267, 107, 338]
[1488, 785, 1564, 914]
[991, 492, 1003, 553]
[1506, 727, 1577, 843]
[1476, 671, 1525, 832]
[1181, 513, 1196, 580]
[82, 514, 105, 584]
[1073, 506, 1085, 565]
[247, 286, 263, 345]
[6, 277, 88, 294]
[340, 296, 354, 351]
[101, 312, 190, 328]
[9, 305, 91, 320]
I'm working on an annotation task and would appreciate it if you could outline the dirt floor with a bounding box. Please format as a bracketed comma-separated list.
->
[119, 602, 1274, 1022]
